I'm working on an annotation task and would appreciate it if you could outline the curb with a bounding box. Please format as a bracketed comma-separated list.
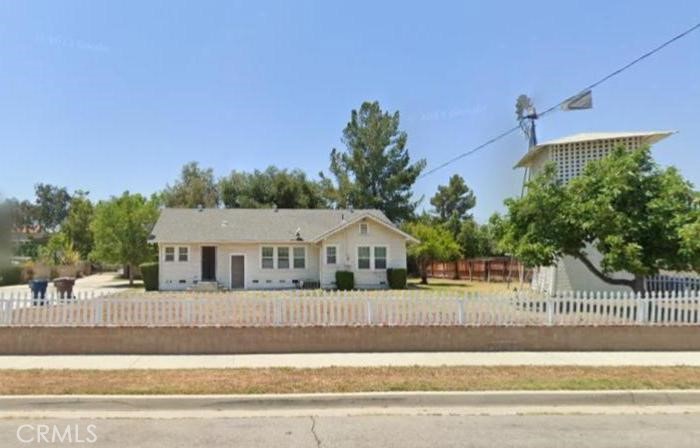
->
[2, 390, 700, 412]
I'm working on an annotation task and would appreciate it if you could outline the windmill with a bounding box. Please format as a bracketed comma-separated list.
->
[515, 90, 593, 195]
[515, 94, 538, 149]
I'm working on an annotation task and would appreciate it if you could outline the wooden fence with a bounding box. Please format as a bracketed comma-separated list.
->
[1, 290, 699, 327]
[426, 257, 532, 282]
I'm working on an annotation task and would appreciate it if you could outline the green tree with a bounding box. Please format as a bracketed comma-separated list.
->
[323, 101, 426, 222]
[39, 233, 79, 266]
[403, 221, 460, 284]
[500, 147, 700, 292]
[220, 166, 328, 209]
[430, 174, 476, 236]
[456, 214, 505, 258]
[162, 162, 219, 208]
[62, 191, 94, 259]
[34, 184, 71, 231]
[91, 192, 159, 285]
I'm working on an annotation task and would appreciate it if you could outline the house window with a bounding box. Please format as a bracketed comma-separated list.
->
[357, 246, 371, 270]
[164, 247, 175, 262]
[277, 247, 290, 269]
[178, 247, 189, 262]
[359, 222, 369, 235]
[261, 247, 274, 269]
[374, 246, 387, 270]
[293, 247, 306, 269]
[325, 246, 337, 265]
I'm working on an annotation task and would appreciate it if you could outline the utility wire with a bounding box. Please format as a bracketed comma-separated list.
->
[418, 21, 700, 180]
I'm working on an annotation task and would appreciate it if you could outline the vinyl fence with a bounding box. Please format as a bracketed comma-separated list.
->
[1, 290, 700, 327]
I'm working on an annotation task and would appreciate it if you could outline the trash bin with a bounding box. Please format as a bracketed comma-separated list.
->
[28, 279, 49, 306]
[53, 277, 76, 299]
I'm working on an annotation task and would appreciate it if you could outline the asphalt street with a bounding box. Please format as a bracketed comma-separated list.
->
[2, 414, 700, 448]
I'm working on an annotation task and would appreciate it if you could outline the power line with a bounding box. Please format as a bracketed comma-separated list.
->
[418, 20, 700, 180]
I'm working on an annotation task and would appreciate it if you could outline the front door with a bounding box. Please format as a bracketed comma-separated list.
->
[230, 255, 245, 289]
[201, 246, 217, 281]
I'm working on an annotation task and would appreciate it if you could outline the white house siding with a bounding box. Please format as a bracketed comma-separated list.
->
[214, 243, 320, 289]
[319, 220, 407, 289]
[158, 244, 201, 290]
[158, 242, 320, 290]
[157, 222, 409, 291]
[555, 252, 633, 293]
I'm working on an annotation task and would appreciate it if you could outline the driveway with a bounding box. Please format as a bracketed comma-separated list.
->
[0, 272, 143, 297]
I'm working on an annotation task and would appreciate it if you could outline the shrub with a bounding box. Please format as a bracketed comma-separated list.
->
[0, 266, 23, 286]
[335, 271, 354, 290]
[386, 268, 407, 289]
[139, 262, 159, 291]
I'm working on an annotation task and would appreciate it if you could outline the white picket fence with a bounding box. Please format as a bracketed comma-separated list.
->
[1, 290, 700, 327]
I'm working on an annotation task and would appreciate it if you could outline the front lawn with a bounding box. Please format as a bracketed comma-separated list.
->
[407, 277, 522, 294]
[1, 366, 700, 395]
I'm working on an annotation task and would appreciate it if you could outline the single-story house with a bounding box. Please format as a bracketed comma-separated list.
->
[150, 207, 418, 290]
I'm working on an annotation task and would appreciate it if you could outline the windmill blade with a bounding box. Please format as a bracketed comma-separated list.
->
[561, 90, 593, 111]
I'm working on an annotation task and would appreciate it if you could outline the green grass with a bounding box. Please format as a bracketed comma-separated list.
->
[2, 366, 700, 395]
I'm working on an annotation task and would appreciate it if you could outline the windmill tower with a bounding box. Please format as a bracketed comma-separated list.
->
[514, 130, 674, 294]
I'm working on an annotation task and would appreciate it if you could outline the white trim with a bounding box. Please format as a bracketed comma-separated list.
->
[260, 246, 275, 270]
[177, 246, 190, 262]
[359, 222, 369, 236]
[163, 246, 175, 262]
[277, 246, 290, 270]
[292, 246, 307, 269]
[260, 244, 308, 270]
[356, 244, 389, 271]
[373, 245, 388, 270]
[324, 244, 339, 266]
[356, 245, 371, 270]
[229, 253, 247, 289]
[163, 245, 190, 263]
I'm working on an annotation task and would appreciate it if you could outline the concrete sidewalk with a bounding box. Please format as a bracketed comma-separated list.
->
[2, 352, 700, 369]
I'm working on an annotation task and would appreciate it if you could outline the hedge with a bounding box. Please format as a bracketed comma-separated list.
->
[335, 271, 354, 290]
[386, 268, 407, 289]
[0, 266, 23, 286]
[139, 262, 159, 291]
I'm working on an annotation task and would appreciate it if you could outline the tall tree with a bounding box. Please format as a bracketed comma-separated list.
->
[500, 147, 700, 292]
[91, 192, 159, 285]
[430, 174, 476, 236]
[323, 101, 426, 222]
[403, 221, 460, 284]
[62, 191, 95, 259]
[220, 166, 328, 209]
[162, 162, 219, 208]
[34, 184, 71, 231]
[430, 174, 476, 220]
[3, 198, 38, 230]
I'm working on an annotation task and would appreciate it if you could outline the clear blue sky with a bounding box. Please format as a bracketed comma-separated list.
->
[1, 1, 698, 222]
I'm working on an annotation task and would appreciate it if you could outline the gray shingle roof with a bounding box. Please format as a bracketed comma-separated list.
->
[150, 208, 397, 243]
